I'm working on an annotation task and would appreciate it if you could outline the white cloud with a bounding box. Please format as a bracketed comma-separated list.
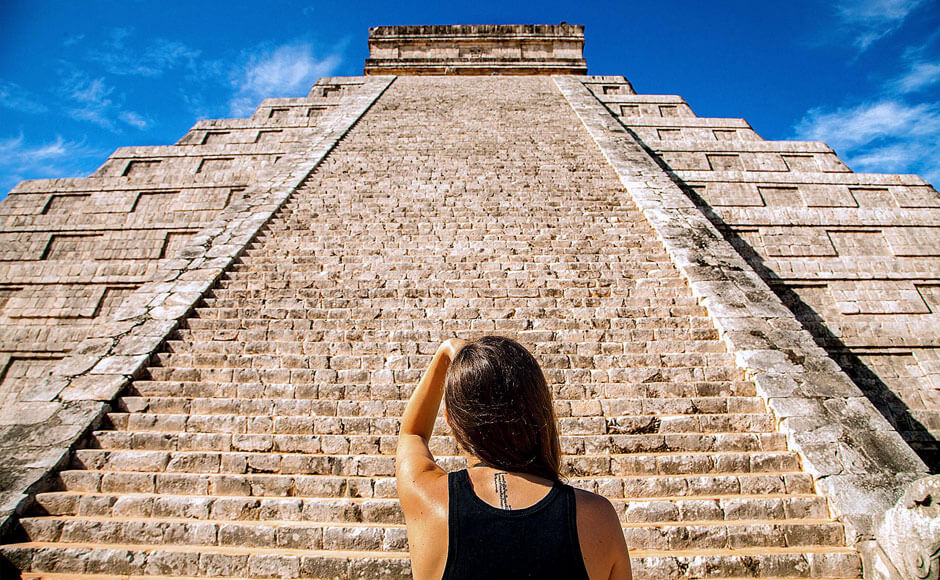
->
[69, 76, 113, 105]
[0, 134, 104, 194]
[0, 135, 26, 154]
[0, 80, 48, 114]
[794, 99, 940, 185]
[60, 72, 149, 131]
[836, 0, 925, 50]
[63, 73, 117, 129]
[795, 17, 940, 187]
[892, 60, 940, 93]
[850, 142, 925, 169]
[62, 33, 85, 47]
[229, 43, 341, 116]
[795, 100, 940, 150]
[87, 28, 202, 78]
[118, 111, 149, 130]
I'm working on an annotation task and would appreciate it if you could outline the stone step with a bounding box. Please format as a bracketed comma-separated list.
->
[214, 266, 686, 280]
[243, 223, 654, 235]
[201, 285, 695, 300]
[630, 546, 862, 579]
[33, 491, 830, 524]
[212, 275, 681, 289]
[18, 574, 312, 580]
[230, 244, 670, 256]
[0, 543, 411, 578]
[58, 470, 815, 499]
[19, 572, 324, 580]
[189, 308, 714, 325]
[17, 575, 864, 580]
[0, 542, 862, 579]
[171, 324, 722, 342]
[101, 410, 776, 436]
[141, 366, 745, 387]
[114, 394, 766, 417]
[181, 315, 721, 334]
[209, 279, 696, 295]
[162, 337, 729, 356]
[215, 269, 696, 284]
[195, 295, 706, 310]
[18, 515, 847, 551]
[18, 517, 407, 552]
[78, 432, 789, 465]
[233, 253, 672, 265]
[86, 425, 800, 470]
[91, 429, 785, 455]
[236, 239, 667, 249]
[129, 379, 757, 400]
[150, 351, 737, 372]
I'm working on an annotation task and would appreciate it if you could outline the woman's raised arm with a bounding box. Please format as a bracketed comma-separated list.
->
[396, 339, 466, 496]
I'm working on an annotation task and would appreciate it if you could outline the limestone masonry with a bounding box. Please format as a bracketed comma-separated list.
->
[364, 24, 587, 75]
[0, 23, 936, 579]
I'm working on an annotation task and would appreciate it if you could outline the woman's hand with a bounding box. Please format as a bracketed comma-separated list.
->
[399, 337, 470, 444]
[440, 338, 467, 361]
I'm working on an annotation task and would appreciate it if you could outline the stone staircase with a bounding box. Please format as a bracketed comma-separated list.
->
[1, 77, 861, 579]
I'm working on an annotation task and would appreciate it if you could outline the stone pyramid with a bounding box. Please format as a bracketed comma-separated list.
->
[0, 24, 935, 580]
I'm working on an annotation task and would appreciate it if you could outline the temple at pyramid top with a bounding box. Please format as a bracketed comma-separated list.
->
[363, 23, 588, 75]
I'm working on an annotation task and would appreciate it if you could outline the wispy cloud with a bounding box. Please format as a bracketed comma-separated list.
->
[0, 134, 104, 194]
[795, 100, 940, 150]
[60, 71, 149, 131]
[69, 75, 112, 104]
[229, 43, 341, 116]
[118, 110, 150, 129]
[0, 80, 48, 114]
[892, 59, 940, 93]
[62, 33, 85, 47]
[794, 99, 940, 184]
[795, 14, 940, 186]
[63, 73, 117, 129]
[835, 0, 925, 50]
[87, 27, 202, 78]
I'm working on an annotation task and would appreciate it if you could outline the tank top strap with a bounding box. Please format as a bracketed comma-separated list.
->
[443, 469, 468, 580]
[447, 468, 473, 510]
[562, 482, 587, 571]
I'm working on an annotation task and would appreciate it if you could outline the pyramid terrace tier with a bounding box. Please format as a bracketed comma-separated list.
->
[586, 81, 940, 466]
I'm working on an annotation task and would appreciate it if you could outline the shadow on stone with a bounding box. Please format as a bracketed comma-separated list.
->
[0, 554, 24, 579]
[677, 182, 939, 473]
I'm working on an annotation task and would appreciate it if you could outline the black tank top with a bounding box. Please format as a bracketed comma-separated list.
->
[441, 469, 591, 580]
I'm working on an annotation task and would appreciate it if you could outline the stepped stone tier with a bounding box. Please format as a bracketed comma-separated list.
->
[0, 22, 936, 580]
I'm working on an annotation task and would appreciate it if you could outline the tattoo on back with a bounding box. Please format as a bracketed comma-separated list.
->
[494, 472, 510, 510]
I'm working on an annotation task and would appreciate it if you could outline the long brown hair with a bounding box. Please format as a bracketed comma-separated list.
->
[444, 335, 561, 481]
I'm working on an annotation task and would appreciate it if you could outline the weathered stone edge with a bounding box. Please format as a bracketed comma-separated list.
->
[0, 75, 396, 539]
[555, 75, 930, 546]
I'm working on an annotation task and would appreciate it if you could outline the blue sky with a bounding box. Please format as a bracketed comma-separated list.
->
[1, 0, 939, 197]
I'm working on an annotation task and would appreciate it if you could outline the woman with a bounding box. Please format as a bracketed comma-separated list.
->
[396, 335, 633, 580]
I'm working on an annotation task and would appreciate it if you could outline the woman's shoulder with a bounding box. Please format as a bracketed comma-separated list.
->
[395, 435, 449, 507]
[573, 486, 631, 579]
[573, 487, 617, 520]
